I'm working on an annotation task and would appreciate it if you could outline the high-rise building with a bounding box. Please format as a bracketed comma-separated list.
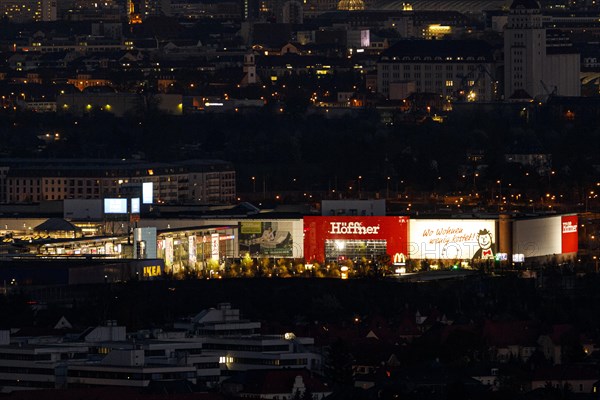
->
[503, 0, 580, 99]
[242, 0, 260, 20]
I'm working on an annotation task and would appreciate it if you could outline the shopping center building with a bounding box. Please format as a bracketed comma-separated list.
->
[0, 206, 579, 284]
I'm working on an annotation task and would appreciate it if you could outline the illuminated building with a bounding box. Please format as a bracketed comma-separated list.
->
[0, 0, 57, 22]
[0, 159, 236, 205]
[338, 0, 365, 10]
[377, 40, 498, 101]
[128, 0, 143, 23]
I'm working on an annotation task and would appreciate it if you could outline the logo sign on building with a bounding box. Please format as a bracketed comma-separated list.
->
[211, 233, 220, 261]
[409, 219, 497, 260]
[189, 235, 197, 265]
[393, 253, 406, 265]
[131, 260, 165, 280]
[561, 215, 578, 254]
[303, 216, 409, 264]
[513, 253, 525, 263]
[143, 265, 162, 277]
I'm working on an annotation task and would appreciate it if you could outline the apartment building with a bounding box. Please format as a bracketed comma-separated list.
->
[1, 159, 236, 205]
[377, 40, 499, 102]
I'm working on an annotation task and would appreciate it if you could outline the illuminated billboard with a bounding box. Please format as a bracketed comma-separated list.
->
[239, 220, 296, 257]
[142, 182, 153, 204]
[103, 198, 127, 214]
[131, 197, 140, 214]
[409, 219, 497, 260]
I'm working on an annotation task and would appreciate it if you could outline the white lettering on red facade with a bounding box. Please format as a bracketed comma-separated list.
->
[562, 221, 577, 233]
[328, 222, 381, 235]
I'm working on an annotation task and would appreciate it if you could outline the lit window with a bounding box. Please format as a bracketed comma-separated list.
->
[445, 80, 454, 87]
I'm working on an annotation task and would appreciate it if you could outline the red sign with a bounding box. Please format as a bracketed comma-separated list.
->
[561, 215, 578, 253]
[304, 216, 409, 263]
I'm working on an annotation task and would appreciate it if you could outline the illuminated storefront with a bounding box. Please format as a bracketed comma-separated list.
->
[304, 217, 409, 264]
[157, 226, 237, 274]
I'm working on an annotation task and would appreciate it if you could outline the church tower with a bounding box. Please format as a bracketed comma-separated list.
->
[241, 52, 260, 87]
[504, 0, 546, 99]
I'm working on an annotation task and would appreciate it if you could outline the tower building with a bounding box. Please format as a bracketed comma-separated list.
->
[503, 0, 580, 99]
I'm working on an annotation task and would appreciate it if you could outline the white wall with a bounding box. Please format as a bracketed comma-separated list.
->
[512, 216, 561, 258]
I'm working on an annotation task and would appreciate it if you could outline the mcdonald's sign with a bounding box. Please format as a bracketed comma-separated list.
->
[393, 252, 406, 265]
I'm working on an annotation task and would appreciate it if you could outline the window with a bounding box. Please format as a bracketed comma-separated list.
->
[445, 80, 454, 87]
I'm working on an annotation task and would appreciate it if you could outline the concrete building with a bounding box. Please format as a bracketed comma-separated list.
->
[0, 304, 322, 393]
[0, 159, 236, 205]
[503, 0, 580, 100]
[377, 40, 499, 102]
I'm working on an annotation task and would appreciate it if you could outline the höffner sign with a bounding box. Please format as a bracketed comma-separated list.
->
[328, 222, 381, 235]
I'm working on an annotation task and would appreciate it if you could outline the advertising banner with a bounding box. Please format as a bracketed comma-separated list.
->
[142, 182, 153, 204]
[239, 221, 294, 257]
[304, 216, 409, 263]
[211, 233, 220, 261]
[409, 219, 497, 260]
[189, 235, 197, 265]
[165, 237, 173, 268]
[103, 198, 127, 214]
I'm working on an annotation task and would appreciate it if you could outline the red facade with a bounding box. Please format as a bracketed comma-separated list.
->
[561, 215, 578, 254]
[303, 216, 409, 263]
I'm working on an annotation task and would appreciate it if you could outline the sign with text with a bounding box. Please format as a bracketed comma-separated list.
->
[211, 233, 219, 261]
[561, 215, 578, 254]
[409, 219, 497, 260]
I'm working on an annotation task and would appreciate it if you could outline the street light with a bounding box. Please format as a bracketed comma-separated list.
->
[251, 176, 256, 193]
[358, 176, 362, 199]
[497, 180, 502, 212]
[386, 176, 391, 199]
